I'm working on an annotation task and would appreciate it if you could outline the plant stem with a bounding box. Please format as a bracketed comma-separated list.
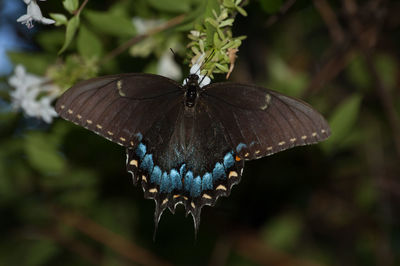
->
[75, 0, 89, 16]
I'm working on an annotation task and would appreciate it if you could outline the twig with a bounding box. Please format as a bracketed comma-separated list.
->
[266, 0, 297, 27]
[305, 42, 354, 96]
[313, 0, 345, 43]
[233, 231, 325, 266]
[50, 205, 171, 266]
[100, 14, 186, 64]
[74, 0, 89, 16]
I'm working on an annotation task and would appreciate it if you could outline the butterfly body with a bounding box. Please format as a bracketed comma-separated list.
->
[56, 73, 330, 234]
[184, 74, 201, 107]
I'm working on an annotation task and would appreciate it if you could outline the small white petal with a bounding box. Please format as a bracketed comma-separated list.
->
[190, 63, 201, 75]
[132, 17, 164, 35]
[199, 76, 211, 87]
[157, 50, 182, 81]
[190, 30, 200, 37]
[15, 65, 26, 76]
[40, 17, 55, 24]
[17, 14, 31, 22]
[28, 1, 44, 20]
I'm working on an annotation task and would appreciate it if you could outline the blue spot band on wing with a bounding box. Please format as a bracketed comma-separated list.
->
[136, 143, 146, 159]
[236, 143, 247, 153]
[134, 141, 239, 196]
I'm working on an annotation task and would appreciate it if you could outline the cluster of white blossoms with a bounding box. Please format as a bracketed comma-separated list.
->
[17, 0, 55, 29]
[8, 65, 59, 123]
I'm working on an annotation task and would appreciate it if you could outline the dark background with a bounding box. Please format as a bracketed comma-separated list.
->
[1, 0, 400, 265]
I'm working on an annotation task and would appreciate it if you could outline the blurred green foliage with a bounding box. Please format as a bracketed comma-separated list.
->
[1, 0, 400, 265]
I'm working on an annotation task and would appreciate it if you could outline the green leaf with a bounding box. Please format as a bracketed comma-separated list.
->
[213, 32, 221, 47]
[322, 94, 363, 152]
[215, 63, 229, 72]
[346, 55, 370, 89]
[259, 0, 283, 14]
[147, 0, 191, 13]
[77, 25, 103, 59]
[129, 37, 159, 57]
[235, 5, 248, 16]
[42, 169, 97, 189]
[219, 18, 234, 27]
[85, 10, 135, 37]
[59, 15, 80, 54]
[205, 17, 219, 28]
[0, 158, 14, 201]
[223, 0, 235, 8]
[49, 13, 68, 26]
[204, 0, 220, 47]
[57, 187, 97, 207]
[63, 0, 79, 14]
[375, 54, 397, 89]
[7, 52, 54, 75]
[23, 240, 59, 266]
[355, 178, 377, 210]
[267, 55, 308, 97]
[36, 31, 66, 53]
[262, 213, 303, 250]
[24, 132, 66, 174]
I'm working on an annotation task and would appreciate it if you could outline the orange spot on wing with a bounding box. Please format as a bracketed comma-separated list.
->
[235, 155, 241, 161]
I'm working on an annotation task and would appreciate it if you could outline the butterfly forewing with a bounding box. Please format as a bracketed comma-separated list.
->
[56, 73, 182, 146]
[203, 82, 331, 160]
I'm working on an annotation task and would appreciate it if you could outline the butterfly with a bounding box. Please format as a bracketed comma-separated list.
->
[55, 73, 330, 235]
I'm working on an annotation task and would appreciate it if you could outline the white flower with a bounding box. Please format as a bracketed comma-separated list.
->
[17, 0, 55, 29]
[8, 65, 59, 123]
[157, 50, 182, 81]
[183, 53, 211, 87]
[132, 17, 164, 35]
[190, 30, 201, 37]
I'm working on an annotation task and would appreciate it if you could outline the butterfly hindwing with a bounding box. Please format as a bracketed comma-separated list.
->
[125, 99, 244, 232]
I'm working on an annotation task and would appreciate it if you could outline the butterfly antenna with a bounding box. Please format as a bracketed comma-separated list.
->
[199, 74, 207, 87]
[193, 49, 215, 75]
[197, 49, 215, 85]
[201, 49, 215, 71]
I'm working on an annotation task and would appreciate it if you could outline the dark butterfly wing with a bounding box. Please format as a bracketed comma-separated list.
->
[56, 75, 330, 237]
[55, 73, 182, 147]
[202, 82, 331, 160]
[125, 98, 244, 233]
